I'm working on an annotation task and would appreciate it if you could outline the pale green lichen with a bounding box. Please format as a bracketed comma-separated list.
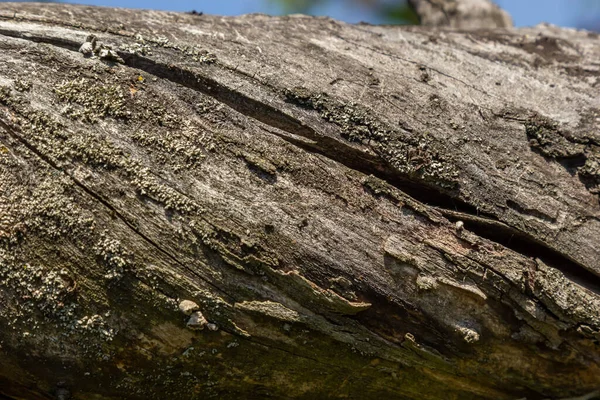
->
[284, 87, 389, 143]
[0, 259, 77, 321]
[54, 78, 131, 123]
[14, 79, 32, 92]
[75, 313, 116, 341]
[0, 251, 115, 351]
[3, 81, 203, 215]
[19, 177, 95, 239]
[416, 275, 438, 291]
[124, 162, 199, 213]
[454, 325, 480, 343]
[131, 126, 207, 171]
[65, 133, 124, 169]
[284, 87, 459, 188]
[119, 34, 153, 56]
[94, 232, 131, 280]
[137, 34, 217, 64]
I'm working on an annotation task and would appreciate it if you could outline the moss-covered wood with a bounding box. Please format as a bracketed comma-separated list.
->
[0, 3, 599, 399]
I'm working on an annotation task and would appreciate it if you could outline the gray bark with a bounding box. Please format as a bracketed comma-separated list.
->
[0, 2, 599, 399]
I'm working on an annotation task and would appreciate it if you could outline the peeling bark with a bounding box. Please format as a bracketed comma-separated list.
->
[0, 3, 599, 399]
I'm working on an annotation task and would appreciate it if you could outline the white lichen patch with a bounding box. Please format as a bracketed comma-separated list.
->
[97, 48, 124, 64]
[206, 323, 218, 331]
[119, 34, 153, 56]
[125, 163, 198, 213]
[186, 311, 208, 330]
[14, 79, 32, 92]
[141, 34, 217, 63]
[78, 33, 124, 63]
[416, 275, 438, 291]
[178, 300, 199, 316]
[455, 220, 464, 232]
[0, 261, 76, 320]
[94, 233, 131, 280]
[455, 325, 480, 343]
[75, 314, 116, 341]
[79, 36, 96, 56]
[17, 178, 95, 240]
[130, 121, 208, 171]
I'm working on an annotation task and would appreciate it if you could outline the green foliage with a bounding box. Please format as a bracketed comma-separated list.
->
[378, 2, 419, 24]
[267, 0, 322, 13]
[267, 0, 419, 25]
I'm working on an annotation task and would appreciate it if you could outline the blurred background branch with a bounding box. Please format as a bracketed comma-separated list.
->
[0, 0, 598, 30]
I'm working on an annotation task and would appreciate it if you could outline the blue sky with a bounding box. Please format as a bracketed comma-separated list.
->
[8, 1, 600, 30]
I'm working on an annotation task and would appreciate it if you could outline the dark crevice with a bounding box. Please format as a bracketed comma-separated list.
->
[1, 28, 599, 295]
[238, 334, 341, 369]
[0, 376, 52, 400]
[260, 119, 482, 213]
[505, 199, 557, 224]
[0, 28, 481, 214]
[115, 48, 489, 219]
[269, 124, 600, 293]
[558, 154, 588, 175]
[0, 28, 80, 51]
[441, 211, 600, 295]
[0, 118, 234, 302]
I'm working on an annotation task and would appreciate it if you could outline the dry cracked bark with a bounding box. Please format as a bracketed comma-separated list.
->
[0, 2, 599, 399]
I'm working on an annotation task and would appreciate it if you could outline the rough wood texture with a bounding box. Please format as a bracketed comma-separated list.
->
[0, 3, 599, 399]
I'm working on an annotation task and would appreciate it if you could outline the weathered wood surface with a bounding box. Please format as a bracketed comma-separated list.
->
[0, 3, 599, 399]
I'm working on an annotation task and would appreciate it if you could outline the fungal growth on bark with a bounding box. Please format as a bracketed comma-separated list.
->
[0, 1, 599, 399]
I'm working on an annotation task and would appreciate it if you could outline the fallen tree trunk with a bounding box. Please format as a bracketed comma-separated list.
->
[0, 3, 599, 399]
